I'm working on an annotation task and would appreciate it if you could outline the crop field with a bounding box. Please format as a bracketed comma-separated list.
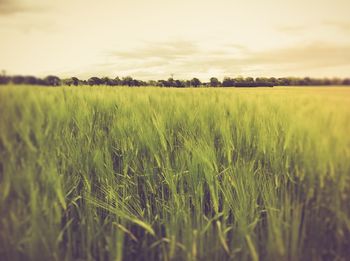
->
[0, 86, 349, 261]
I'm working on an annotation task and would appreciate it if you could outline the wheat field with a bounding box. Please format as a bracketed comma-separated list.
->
[0, 86, 349, 261]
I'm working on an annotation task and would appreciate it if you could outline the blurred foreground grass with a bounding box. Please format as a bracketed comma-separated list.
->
[0, 86, 349, 260]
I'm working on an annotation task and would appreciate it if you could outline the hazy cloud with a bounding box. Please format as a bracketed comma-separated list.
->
[0, 0, 47, 15]
[0, 0, 56, 33]
[323, 20, 350, 32]
[0, 0, 22, 15]
[99, 41, 350, 80]
[247, 42, 350, 67]
[111, 41, 199, 60]
[1, 0, 349, 78]
[277, 25, 306, 34]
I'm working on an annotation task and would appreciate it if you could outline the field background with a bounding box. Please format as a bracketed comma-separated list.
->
[0, 86, 349, 261]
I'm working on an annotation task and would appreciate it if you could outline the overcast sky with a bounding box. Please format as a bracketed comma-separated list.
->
[1, 0, 350, 80]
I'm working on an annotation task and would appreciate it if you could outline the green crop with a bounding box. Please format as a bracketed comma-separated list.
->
[0, 86, 349, 260]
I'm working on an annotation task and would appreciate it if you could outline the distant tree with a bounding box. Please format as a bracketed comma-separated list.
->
[131, 79, 141, 86]
[222, 77, 235, 87]
[109, 79, 118, 86]
[101, 77, 116, 86]
[167, 77, 175, 87]
[121, 76, 133, 86]
[245, 77, 255, 86]
[139, 80, 147, 86]
[174, 79, 185, 88]
[342, 78, 350, 85]
[22, 76, 38, 85]
[71, 77, 79, 86]
[4, 73, 350, 88]
[268, 77, 277, 86]
[312, 78, 323, 85]
[35, 78, 46, 85]
[0, 70, 9, 85]
[114, 77, 121, 86]
[245, 77, 254, 83]
[276, 77, 290, 86]
[190, 78, 201, 87]
[62, 77, 80, 86]
[44, 75, 61, 86]
[232, 77, 256, 87]
[147, 80, 157, 86]
[88, 77, 102, 86]
[156, 80, 165, 87]
[0, 76, 10, 85]
[62, 78, 73, 86]
[331, 78, 342, 85]
[12, 75, 25, 84]
[302, 77, 312, 86]
[233, 76, 243, 85]
[322, 78, 331, 86]
[101, 77, 108, 85]
[183, 80, 190, 87]
[210, 77, 220, 87]
[255, 77, 273, 87]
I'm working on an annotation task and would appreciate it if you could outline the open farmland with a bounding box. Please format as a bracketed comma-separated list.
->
[0, 86, 349, 261]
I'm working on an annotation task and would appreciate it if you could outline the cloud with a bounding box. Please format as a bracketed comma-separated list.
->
[84, 41, 350, 80]
[110, 41, 199, 60]
[277, 25, 306, 34]
[0, 0, 46, 15]
[0, 0, 56, 33]
[323, 20, 350, 32]
[205, 42, 350, 76]
[0, 0, 22, 15]
[0, 18, 58, 33]
[245, 42, 350, 67]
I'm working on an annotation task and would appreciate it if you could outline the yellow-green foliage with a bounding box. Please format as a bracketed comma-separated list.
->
[0, 86, 349, 261]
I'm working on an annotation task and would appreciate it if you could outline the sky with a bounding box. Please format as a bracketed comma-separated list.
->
[0, 0, 350, 80]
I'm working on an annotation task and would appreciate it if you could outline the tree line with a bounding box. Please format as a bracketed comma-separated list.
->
[1, 74, 350, 87]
